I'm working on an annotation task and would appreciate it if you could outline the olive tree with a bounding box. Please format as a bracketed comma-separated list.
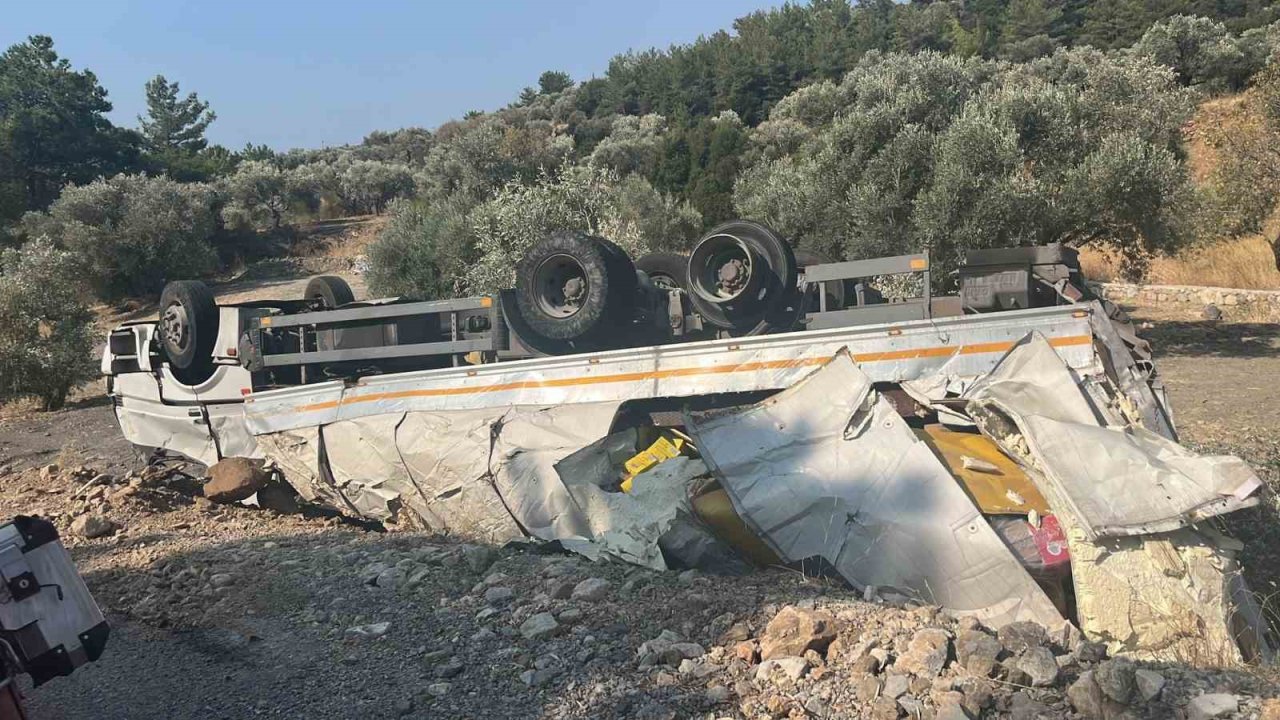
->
[0, 238, 96, 409]
[465, 165, 701, 293]
[588, 114, 668, 177]
[1130, 15, 1261, 91]
[220, 159, 291, 230]
[735, 50, 1198, 278]
[338, 160, 415, 214]
[365, 196, 476, 300]
[21, 173, 219, 299]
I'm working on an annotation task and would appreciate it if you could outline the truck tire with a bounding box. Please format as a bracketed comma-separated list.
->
[158, 280, 219, 375]
[686, 220, 797, 331]
[636, 251, 689, 292]
[305, 275, 354, 309]
[515, 232, 634, 342]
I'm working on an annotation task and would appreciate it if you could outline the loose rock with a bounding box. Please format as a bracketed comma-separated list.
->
[759, 606, 838, 660]
[997, 621, 1046, 654]
[71, 514, 117, 539]
[519, 612, 560, 640]
[1187, 693, 1238, 720]
[1013, 646, 1058, 687]
[1094, 657, 1136, 704]
[894, 628, 950, 678]
[203, 457, 269, 503]
[1134, 669, 1165, 702]
[954, 630, 1002, 677]
[755, 656, 807, 683]
[571, 577, 610, 602]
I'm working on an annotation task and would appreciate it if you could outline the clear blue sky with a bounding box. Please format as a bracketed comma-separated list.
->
[3, 0, 780, 150]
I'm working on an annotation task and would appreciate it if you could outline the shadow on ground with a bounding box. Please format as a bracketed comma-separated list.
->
[1140, 320, 1280, 359]
[21, 530, 1280, 720]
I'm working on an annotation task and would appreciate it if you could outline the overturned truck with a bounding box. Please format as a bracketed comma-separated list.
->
[103, 221, 1273, 664]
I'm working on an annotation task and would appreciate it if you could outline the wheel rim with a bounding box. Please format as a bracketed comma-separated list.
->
[689, 234, 759, 304]
[533, 253, 590, 318]
[160, 302, 191, 352]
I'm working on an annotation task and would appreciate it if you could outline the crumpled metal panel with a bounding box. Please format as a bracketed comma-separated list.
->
[489, 403, 622, 542]
[253, 427, 327, 503]
[965, 334, 1260, 539]
[395, 409, 522, 543]
[113, 395, 219, 466]
[323, 414, 423, 523]
[557, 455, 706, 570]
[688, 350, 1065, 629]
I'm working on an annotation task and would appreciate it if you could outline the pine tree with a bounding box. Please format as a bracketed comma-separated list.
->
[139, 75, 215, 154]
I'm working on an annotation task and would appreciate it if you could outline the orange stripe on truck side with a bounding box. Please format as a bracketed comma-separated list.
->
[279, 334, 1093, 414]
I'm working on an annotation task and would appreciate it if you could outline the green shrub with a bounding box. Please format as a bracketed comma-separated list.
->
[365, 196, 475, 300]
[21, 174, 219, 300]
[734, 50, 1198, 278]
[0, 238, 96, 409]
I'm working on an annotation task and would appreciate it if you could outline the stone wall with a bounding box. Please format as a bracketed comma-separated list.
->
[1091, 282, 1280, 315]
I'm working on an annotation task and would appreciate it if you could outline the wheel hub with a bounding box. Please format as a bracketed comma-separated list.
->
[160, 303, 190, 351]
[717, 258, 748, 295]
[534, 254, 590, 319]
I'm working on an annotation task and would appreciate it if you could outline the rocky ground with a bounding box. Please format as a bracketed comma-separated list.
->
[0, 296, 1277, 719]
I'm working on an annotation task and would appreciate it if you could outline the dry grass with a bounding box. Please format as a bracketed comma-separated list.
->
[1080, 235, 1280, 289]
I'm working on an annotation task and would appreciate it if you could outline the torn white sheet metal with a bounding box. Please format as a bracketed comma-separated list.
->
[557, 456, 706, 570]
[395, 409, 522, 542]
[965, 334, 1260, 539]
[243, 305, 1098, 435]
[257, 402, 626, 544]
[687, 349, 1065, 629]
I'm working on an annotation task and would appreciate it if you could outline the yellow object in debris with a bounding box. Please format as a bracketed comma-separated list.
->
[916, 424, 1050, 515]
[620, 431, 694, 492]
[690, 487, 782, 567]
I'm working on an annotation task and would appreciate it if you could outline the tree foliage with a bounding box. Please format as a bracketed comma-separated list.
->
[139, 75, 216, 154]
[21, 174, 219, 299]
[0, 238, 96, 409]
[734, 50, 1198, 276]
[365, 196, 476, 300]
[0, 36, 139, 228]
[1130, 15, 1266, 90]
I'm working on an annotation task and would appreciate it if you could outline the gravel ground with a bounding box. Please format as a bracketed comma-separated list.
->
[0, 299, 1277, 719]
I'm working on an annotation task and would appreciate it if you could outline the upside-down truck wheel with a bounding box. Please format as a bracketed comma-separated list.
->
[304, 275, 355, 309]
[515, 232, 636, 342]
[636, 251, 690, 293]
[686, 220, 797, 333]
[158, 280, 219, 380]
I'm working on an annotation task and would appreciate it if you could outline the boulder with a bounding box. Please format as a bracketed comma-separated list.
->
[203, 457, 269, 503]
[759, 606, 838, 660]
